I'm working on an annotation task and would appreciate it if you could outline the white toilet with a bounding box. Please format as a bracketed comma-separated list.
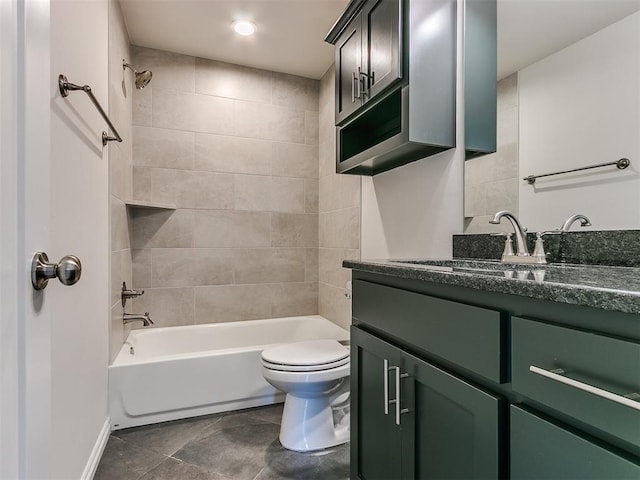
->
[261, 339, 350, 452]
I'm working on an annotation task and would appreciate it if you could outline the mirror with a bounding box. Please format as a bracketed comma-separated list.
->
[464, 2, 640, 234]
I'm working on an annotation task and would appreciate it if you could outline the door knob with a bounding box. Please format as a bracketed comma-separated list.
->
[31, 252, 82, 290]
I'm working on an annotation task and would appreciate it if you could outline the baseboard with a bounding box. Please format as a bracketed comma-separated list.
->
[80, 418, 110, 480]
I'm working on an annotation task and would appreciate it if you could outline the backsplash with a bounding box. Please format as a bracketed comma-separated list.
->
[453, 230, 640, 267]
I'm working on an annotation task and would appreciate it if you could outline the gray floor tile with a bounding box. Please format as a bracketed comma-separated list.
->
[174, 422, 281, 480]
[113, 413, 224, 456]
[256, 441, 349, 480]
[96, 404, 350, 480]
[139, 457, 231, 480]
[94, 436, 167, 480]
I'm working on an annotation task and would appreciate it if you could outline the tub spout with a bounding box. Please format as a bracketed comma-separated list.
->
[123, 312, 153, 327]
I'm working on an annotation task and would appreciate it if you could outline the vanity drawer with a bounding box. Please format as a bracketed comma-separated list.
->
[352, 280, 506, 383]
[512, 316, 640, 448]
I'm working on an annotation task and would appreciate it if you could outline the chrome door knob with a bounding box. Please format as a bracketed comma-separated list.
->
[31, 252, 82, 290]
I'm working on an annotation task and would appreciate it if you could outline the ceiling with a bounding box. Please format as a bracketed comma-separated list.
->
[120, 0, 640, 81]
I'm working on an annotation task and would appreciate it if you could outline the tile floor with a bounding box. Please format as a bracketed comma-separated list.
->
[94, 404, 350, 480]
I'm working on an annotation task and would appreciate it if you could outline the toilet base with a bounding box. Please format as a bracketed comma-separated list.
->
[279, 390, 350, 452]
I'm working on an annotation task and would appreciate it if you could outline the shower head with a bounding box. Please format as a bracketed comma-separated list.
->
[123, 61, 152, 89]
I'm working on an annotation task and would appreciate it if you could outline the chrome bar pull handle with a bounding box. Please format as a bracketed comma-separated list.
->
[31, 252, 82, 290]
[394, 367, 411, 425]
[383, 359, 389, 414]
[530, 365, 640, 411]
[352, 71, 358, 103]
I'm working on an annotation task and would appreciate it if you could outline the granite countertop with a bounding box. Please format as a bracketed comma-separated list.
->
[343, 259, 640, 315]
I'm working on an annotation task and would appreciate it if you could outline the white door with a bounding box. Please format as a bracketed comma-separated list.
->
[1, 0, 110, 478]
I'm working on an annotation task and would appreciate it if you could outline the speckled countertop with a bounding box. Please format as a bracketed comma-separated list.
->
[343, 259, 640, 315]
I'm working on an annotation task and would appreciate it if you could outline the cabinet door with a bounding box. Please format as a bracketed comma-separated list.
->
[351, 326, 404, 480]
[511, 405, 640, 479]
[404, 350, 504, 479]
[335, 20, 363, 124]
[361, 0, 402, 101]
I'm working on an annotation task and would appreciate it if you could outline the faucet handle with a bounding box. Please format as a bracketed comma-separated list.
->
[491, 232, 515, 259]
[144, 312, 154, 325]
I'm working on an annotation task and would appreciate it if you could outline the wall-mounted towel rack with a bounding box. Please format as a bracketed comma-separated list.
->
[523, 158, 630, 185]
[58, 74, 122, 146]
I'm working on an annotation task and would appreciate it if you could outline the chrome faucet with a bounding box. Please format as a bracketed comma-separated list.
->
[489, 211, 529, 256]
[560, 214, 591, 232]
[123, 312, 153, 327]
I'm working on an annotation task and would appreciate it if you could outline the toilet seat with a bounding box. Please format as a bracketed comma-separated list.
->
[261, 339, 349, 372]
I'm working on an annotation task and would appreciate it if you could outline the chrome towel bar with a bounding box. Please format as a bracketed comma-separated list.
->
[58, 74, 123, 146]
[523, 157, 630, 185]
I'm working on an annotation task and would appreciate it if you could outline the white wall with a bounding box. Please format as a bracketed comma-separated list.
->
[361, 0, 465, 259]
[518, 12, 640, 232]
[50, 0, 110, 478]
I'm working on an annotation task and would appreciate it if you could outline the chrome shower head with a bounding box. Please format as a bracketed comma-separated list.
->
[123, 61, 152, 89]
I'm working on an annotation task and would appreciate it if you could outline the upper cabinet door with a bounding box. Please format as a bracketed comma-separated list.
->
[361, 0, 403, 101]
[335, 20, 363, 124]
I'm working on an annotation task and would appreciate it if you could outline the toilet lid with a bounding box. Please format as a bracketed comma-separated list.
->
[261, 339, 349, 371]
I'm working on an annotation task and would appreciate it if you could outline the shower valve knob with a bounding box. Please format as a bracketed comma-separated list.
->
[31, 252, 82, 290]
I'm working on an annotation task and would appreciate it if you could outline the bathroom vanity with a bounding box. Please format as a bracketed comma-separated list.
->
[344, 259, 640, 479]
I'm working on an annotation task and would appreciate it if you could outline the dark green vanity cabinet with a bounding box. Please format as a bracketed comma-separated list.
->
[349, 269, 640, 479]
[352, 326, 502, 479]
[326, 0, 457, 175]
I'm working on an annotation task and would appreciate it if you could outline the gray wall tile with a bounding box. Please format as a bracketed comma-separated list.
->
[272, 72, 319, 112]
[272, 213, 318, 247]
[195, 284, 273, 323]
[272, 282, 318, 317]
[132, 46, 196, 92]
[194, 210, 271, 248]
[130, 209, 194, 249]
[132, 87, 152, 127]
[271, 177, 305, 213]
[151, 248, 235, 287]
[132, 248, 151, 288]
[151, 169, 234, 209]
[132, 287, 196, 328]
[272, 142, 318, 179]
[132, 166, 151, 202]
[234, 248, 305, 284]
[195, 58, 272, 104]
[234, 175, 272, 211]
[152, 89, 235, 135]
[195, 134, 272, 175]
[129, 48, 324, 328]
[133, 126, 194, 169]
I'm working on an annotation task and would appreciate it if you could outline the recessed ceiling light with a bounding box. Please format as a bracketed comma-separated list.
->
[233, 21, 256, 36]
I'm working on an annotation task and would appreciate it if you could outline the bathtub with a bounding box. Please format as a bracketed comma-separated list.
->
[108, 315, 349, 430]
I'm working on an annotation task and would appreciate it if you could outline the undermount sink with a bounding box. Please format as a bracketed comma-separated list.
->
[386, 259, 584, 282]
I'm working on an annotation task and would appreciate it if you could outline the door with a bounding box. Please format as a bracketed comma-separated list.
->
[351, 326, 405, 480]
[1, 0, 110, 478]
[335, 20, 363, 124]
[404, 351, 504, 479]
[511, 406, 640, 479]
[361, 0, 403, 101]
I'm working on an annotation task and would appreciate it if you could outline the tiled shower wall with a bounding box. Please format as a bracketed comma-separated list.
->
[129, 47, 320, 327]
[463, 73, 518, 233]
[318, 66, 361, 330]
[109, 0, 133, 363]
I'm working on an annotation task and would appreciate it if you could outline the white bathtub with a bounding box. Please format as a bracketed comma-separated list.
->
[108, 315, 349, 430]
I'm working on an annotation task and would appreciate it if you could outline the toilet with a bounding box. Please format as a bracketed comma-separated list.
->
[261, 339, 350, 452]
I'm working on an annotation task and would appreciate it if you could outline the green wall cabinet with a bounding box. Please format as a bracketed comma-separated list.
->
[334, 0, 402, 126]
[326, 0, 457, 175]
[352, 326, 502, 479]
